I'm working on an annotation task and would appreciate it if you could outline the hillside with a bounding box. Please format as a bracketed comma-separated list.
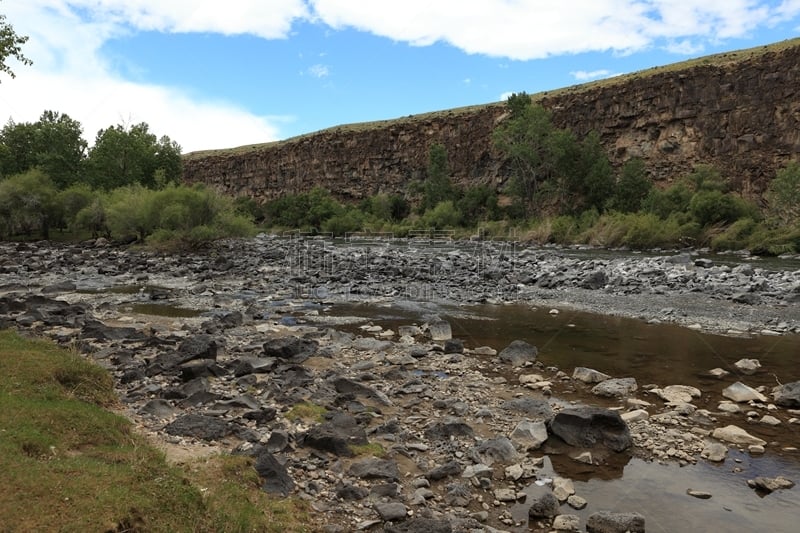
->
[183, 39, 800, 201]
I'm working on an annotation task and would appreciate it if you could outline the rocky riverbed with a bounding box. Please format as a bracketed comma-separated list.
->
[1, 236, 799, 532]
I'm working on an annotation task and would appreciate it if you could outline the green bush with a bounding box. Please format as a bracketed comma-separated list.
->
[458, 185, 499, 223]
[610, 158, 652, 212]
[643, 183, 693, 218]
[265, 187, 343, 229]
[710, 218, 758, 251]
[689, 190, 752, 226]
[322, 208, 366, 236]
[550, 215, 578, 243]
[418, 201, 462, 229]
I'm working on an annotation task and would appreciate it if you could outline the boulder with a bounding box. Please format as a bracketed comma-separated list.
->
[262, 336, 318, 363]
[471, 436, 519, 465]
[747, 476, 795, 493]
[349, 458, 400, 481]
[254, 450, 294, 496]
[510, 420, 548, 450]
[374, 502, 407, 521]
[587, 511, 645, 533]
[164, 414, 231, 441]
[572, 367, 610, 384]
[527, 489, 559, 519]
[500, 398, 553, 420]
[591, 377, 637, 398]
[425, 417, 474, 441]
[773, 381, 800, 408]
[300, 412, 367, 457]
[548, 407, 632, 452]
[722, 382, 767, 403]
[734, 358, 761, 375]
[553, 514, 581, 532]
[428, 319, 452, 341]
[426, 460, 462, 481]
[712, 425, 766, 446]
[498, 340, 538, 367]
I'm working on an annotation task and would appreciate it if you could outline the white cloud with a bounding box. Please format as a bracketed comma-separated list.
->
[571, 69, 613, 81]
[499, 91, 515, 102]
[0, 0, 303, 151]
[664, 39, 706, 55]
[308, 0, 788, 60]
[308, 64, 331, 78]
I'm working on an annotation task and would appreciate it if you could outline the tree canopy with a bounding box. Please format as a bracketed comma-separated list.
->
[0, 8, 31, 81]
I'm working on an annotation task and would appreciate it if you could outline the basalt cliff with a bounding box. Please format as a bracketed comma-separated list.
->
[183, 40, 800, 201]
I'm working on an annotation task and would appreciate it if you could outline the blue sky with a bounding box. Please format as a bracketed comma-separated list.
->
[2, 1, 799, 153]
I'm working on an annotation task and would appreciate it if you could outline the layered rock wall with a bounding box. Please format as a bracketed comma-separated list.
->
[183, 43, 800, 201]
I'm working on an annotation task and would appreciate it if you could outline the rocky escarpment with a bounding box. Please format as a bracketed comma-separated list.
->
[183, 40, 800, 201]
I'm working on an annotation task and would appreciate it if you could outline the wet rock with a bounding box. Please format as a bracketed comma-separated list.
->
[425, 417, 474, 441]
[300, 412, 367, 456]
[654, 384, 701, 404]
[498, 340, 538, 367]
[510, 420, 548, 450]
[500, 398, 553, 420]
[426, 460, 462, 481]
[567, 494, 587, 510]
[255, 450, 294, 496]
[443, 338, 464, 354]
[722, 382, 767, 403]
[747, 476, 795, 493]
[164, 414, 231, 441]
[262, 336, 318, 363]
[712, 425, 766, 446]
[527, 489, 559, 519]
[773, 381, 800, 408]
[707, 367, 730, 379]
[591, 377, 637, 398]
[734, 358, 761, 375]
[553, 514, 581, 532]
[373, 502, 407, 521]
[587, 511, 645, 533]
[428, 319, 452, 341]
[384, 518, 453, 533]
[686, 489, 712, 499]
[552, 477, 575, 502]
[549, 407, 632, 452]
[349, 458, 400, 481]
[573, 367, 610, 384]
[701, 441, 728, 462]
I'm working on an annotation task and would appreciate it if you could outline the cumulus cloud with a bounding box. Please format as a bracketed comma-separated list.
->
[307, 0, 788, 60]
[2, 1, 797, 151]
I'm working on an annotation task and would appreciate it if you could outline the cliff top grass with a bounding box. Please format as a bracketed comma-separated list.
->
[184, 37, 800, 161]
[0, 329, 312, 533]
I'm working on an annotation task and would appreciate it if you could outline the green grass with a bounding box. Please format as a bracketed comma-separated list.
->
[0, 329, 314, 532]
[349, 442, 386, 457]
[285, 401, 327, 423]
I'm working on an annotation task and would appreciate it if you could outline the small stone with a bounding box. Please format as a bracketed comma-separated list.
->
[760, 415, 781, 426]
[573, 451, 593, 464]
[748, 444, 766, 454]
[722, 382, 767, 403]
[572, 367, 610, 384]
[707, 368, 730, 379]
[621, 409, 649, 423]
[734, 358, 761, 375]
[747, 476, 795, 493]
[374, 502, 407, 521]
[567, 494, 587, 510]
[701, 441, 728, 462]
[505, 464, 524, 481]
[717, 402, 741, 413]
[494, 488, 517, 502]
[686, 489, 712, 499]
[586, 511, 645, 533]
[552, 477, 575, 502]
[552, 514, 581, 532]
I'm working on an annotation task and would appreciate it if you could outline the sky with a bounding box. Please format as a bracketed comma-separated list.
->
[1, 1, 799, 154]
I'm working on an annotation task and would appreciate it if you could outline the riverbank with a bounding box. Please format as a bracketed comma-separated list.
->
[1, 236, 798, 532]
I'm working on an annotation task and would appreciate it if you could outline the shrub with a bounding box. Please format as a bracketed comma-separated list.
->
[643, 183, 693, 218]
[689, 191, 752, 226]
[710, 218, 758, 251]
[610, 158, 652, 212]
[550, 215, 578, 243]
[418, 201, 462, 229]
[765, 161, 800, 227]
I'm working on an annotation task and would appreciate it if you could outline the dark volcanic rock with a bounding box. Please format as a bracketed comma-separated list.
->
[348, 458, 400, 481]
[586, 511, 645, 533]
[336, 483, 369, 501]
[263, 336, 318, 363]
[177, 334, 218, 361]
[81, 319, 143, 341]
[498, 340, 538, 366]
[425, 417, 474, 441]
[548, 407, 632, 452]
[500, 398, 553, 420]
[773, 381, 800, 408]
[254, 450, 295, 496]
[527, 490, 559, 519]
[300, 412, 367, 456]
[426, 460, 463, 481]
[164, 413, 231, 441]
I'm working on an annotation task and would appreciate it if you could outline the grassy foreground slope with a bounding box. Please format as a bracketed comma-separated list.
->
[0, 329, 311, 533]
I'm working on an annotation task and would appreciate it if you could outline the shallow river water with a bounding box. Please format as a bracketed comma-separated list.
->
[322, 300, 800, 533]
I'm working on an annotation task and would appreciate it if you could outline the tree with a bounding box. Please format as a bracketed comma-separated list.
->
[0, 169, 57, 239]
[0, 8, 31, 82]
[610, 158, 652, 212]
[492, 94, 558, 217]
[421, 143, 456, 212]
[87, 122, 182, 190]
[765, 161, 800, 227]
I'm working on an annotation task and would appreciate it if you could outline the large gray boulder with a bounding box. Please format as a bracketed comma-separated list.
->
[591, 377, 637, 398]
[499, 340, 538, 366]
[548, 407, 632, 452]
[774, 381, 800, 408]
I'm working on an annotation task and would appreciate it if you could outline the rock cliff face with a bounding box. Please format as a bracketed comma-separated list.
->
[183, 41, 800, 201]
